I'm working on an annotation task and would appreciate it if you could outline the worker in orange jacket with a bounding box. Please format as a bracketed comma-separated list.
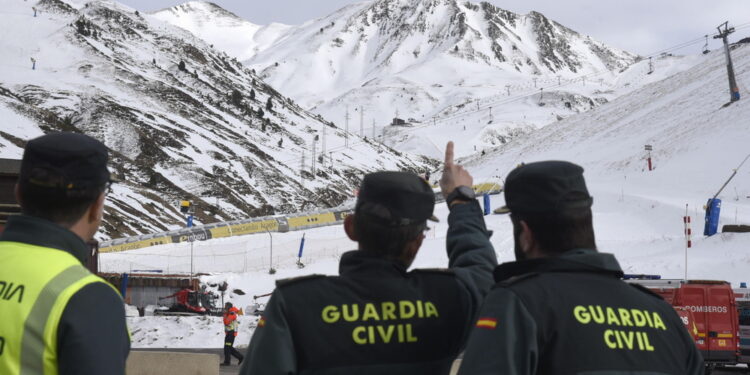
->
[221, 302, 244, 366]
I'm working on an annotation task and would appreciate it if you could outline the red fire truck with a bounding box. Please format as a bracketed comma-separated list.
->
[625, 276, 744, 373]
[734, 286, 750, 365]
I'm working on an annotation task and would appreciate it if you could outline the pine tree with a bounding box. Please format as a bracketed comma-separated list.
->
[266, 97, 273, 111]
[258, 107, 264, 118]
[249, 89, 255, 101]
[75, 19, 86, 35]
[230, 89, 243, 107]
[178, 60, 186, 71]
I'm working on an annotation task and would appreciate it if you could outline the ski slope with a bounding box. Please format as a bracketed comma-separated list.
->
[108, 43, 750, 348]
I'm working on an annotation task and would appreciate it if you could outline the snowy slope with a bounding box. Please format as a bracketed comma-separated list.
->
[110, 43, 750, 348]
[150, 1, 291, 62]
[0, 0, 432, 239]
[155, 0, 655, 158]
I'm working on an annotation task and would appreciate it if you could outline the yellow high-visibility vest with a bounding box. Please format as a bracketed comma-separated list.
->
[0, 241, 121, 375]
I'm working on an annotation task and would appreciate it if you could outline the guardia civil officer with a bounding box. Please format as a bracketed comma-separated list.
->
[239, 141, 498, 374]
[458, 161, 703, 375]
[0, 133, 130, 375]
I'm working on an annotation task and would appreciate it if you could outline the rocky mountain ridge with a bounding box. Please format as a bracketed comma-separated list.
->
[0, 0, 432, 239]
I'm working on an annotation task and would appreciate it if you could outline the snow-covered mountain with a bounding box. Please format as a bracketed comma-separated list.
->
[110, 43, 750, 348]
[151, 1, 291, 62]
[155, 0, 643, 157]
[0, 0, 432, 239]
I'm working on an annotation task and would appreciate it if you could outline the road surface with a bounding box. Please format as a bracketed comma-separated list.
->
[134, 349, 747, 374]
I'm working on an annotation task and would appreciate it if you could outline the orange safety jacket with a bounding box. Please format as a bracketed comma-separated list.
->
[223, 307, 239, 335]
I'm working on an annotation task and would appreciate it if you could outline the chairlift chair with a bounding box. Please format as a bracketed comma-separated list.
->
[702, 35, 710, 55]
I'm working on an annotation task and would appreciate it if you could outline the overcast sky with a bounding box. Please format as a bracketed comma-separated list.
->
[125, 0, 750, 56]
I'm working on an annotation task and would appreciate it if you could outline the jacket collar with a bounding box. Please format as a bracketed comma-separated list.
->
[0, 215, 89, 265]
[339, 250, 408, 278]
[494, 248, 624, 283]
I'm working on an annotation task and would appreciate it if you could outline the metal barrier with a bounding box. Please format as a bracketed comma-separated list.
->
[100, 182, 501, 254]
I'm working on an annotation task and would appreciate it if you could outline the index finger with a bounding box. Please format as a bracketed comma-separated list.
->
[444, 141, 454, 167]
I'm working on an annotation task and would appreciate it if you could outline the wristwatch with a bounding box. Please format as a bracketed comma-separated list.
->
[445, 186, 476, 206]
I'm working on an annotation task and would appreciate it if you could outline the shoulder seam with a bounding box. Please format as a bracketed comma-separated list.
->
[412, 268, 454, 275]
[275, 274, 326, 288]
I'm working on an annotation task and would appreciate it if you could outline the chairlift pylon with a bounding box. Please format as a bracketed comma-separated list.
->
[702, 35, 710, 55]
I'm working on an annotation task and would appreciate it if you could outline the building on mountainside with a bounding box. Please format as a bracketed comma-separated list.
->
[391, 117, 407, 126]
[0, 159, 21, 234]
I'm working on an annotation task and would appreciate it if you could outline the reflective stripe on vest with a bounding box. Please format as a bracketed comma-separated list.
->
[225, 319, 238, 332]
[21, 265, 91, 375]
[0, 241, 120, 375]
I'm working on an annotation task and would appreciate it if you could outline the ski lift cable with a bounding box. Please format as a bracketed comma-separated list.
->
[641, 21, 750, 58]
[711, 153, 750, 200]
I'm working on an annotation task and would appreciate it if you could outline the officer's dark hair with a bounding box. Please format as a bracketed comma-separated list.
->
[510, 208, 596, 255]
[354, 213, 426, 260]
[18, 168, 105, 227]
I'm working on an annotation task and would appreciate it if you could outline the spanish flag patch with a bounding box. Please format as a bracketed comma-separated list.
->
[476, 317, 497, 330]
[258, 317, 266, 328]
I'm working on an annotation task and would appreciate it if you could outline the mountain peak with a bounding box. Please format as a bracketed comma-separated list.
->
[153, 1, 244, 22]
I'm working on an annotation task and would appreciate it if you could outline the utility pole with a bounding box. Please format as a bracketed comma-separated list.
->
[532, 78, 537, 88]
[322, 124, 327, 161]
[557, 75, 561, 86]
[505, 84, 510, 96]
[267, 230, 275, 275]
[345, 107, 350, 148]
[489, 106, 493, 122]
[300, 151, 305, 184]
[582, 76, 586, 86]
[714, 21, 741, 102]
[648, 57, 654, 74]
[432, 117, 436, 126]
[359, 106, 364, 137]
[311, 137, 316, 177]
[372, 119, 376, 140]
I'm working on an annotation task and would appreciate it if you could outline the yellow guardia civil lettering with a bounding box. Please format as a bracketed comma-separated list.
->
[573, 305, 666, 352]
[321, 300, 439, 345]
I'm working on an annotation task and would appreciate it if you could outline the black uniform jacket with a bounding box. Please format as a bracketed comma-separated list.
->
[240, 200, 498, 375]
[0, 215, 130, 375]
[458, 249, 704, 375]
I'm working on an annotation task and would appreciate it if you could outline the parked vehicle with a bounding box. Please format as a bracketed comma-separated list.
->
[734, 286, 750, 364]
[625, 276, 744, 373]
[157, 288, 221, 316]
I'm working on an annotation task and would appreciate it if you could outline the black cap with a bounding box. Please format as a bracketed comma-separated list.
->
[20, 132, 111, 192]
[497, 161, 592, 215]
[355, 171, 435, 226]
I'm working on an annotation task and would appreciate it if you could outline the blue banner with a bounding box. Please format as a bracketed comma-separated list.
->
[483, 194, 491, 215]
[703, 198, 721, 236]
